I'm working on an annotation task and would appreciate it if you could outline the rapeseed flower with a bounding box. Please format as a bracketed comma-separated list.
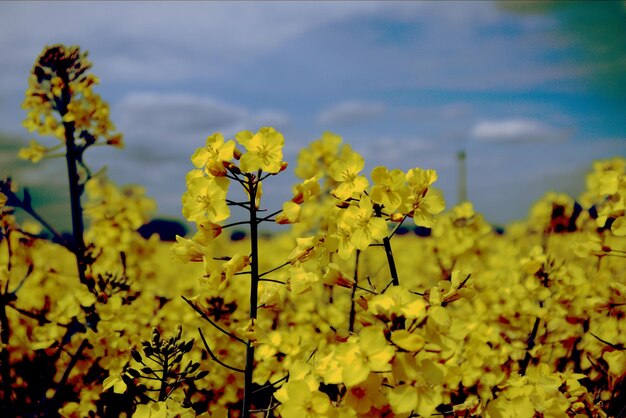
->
[238, 127, 285, 173]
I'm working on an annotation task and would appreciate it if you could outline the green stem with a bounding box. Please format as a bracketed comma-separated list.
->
[349, 250, 361, 332]
[382, 236, 399, 287]
[0, 229, 14, 416]
[59, 70, 92, 293]
[520, 316, 541, 375]
[375, 206, 400, 287]
[198, 328, 245, 373]
[0, 297, 14, 416]
[242, 174, 260, 418]
[158, 354, 169, 401]
[49, 338, 89, 411]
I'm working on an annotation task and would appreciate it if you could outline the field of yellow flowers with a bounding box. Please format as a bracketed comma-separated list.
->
[0, 44, 625, 418]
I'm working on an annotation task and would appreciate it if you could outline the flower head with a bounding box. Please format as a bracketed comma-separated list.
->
[181, 176, 230, 224]
[191, 133, 235, 176]
[22, 44, 122, 147]
[238, 127, 285, 173]
[329, 150, 369, 200]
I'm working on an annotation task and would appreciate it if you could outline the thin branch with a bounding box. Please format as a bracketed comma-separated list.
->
[388, 214, 408, 239]
[257, 209, 282, 224]
[251, 374, 289, 394]
[6, 304, 50, 325]
[182, 296, 247, 345]
[198, 328, 245, 373]
[258, 278, 285, 285]
[2, 188, 69, 248]
[226, 200, 252, 210]
[381, 278, 395, 294]
[354, 284, 377, 295]
[221, 220, 250, 229]
[259, 261, 290, 279]
[590, 332, 625, 350]
[50, 338, 90, 409]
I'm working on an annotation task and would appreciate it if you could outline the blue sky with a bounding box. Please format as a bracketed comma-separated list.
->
[1, 1, 625, 230]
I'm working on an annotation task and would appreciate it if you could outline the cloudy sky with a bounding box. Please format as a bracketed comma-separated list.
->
[1, 1, 626, 231]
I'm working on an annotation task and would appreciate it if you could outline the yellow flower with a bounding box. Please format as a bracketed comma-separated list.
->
[340, 196, 388, 250]
[287, 264, 319, 294]
[181, 176, 230, 223]
[102, 373, 127, 394]
[329, 150, 369, 200]
[334, 326, 395, 387]
[18, 139, 47, 163]
[191, 133, 236, 176]
[276, 380, 333, 418]
[403, 167, 445, 227]
[238, 127, 285, 173]
[292, 176, 321, 204]
[276, 201, 301, 224]
[370, 166, 407, 211]
[288, 236, 322, 264]
[171, 222, 222, 263]
[295, 131, 343, 179]
[205, 252, 251, 289]
[344, 373, 388, 414]
[388, 384, 418, 415]
[322, 263, 355, 289]
[22, 45, 122, 146]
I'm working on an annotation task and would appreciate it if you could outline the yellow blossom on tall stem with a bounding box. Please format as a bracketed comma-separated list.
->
[238, 127, 285, 173]
[181, 176, 230, 224]
[21, 44, 123, 147]
[340, 196, 388, 251]
[403, 167, 445, 227]
[191, 133, 236, 176]
[329, 150, 369, 200]
[17, 139, 48, 163]
[370, 166, 407, 212]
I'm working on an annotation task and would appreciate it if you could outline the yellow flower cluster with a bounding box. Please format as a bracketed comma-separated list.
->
[170, 128, 625, 417]
[5, 44, 626, 418]
[20, 44, 123, 163]
[4, 152, 626, 417]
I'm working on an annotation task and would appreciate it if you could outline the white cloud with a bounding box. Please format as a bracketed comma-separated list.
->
[113, 92, 289, 161]
[0, 2, 404, 85]
[317, 101, 387, 126]
[360, 136, 434, 170]
[470, 118, 568, 143]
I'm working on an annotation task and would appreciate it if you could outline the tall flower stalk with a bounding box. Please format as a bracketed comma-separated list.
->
[177, 128, 289, 417]
[19, 44, 123, 292]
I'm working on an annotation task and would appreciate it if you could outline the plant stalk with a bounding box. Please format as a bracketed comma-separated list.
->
[242, 174, 259, 418]
[349, 250, 361, 332]
[382, 236, 399, 287]
[58, 69, 92, 293]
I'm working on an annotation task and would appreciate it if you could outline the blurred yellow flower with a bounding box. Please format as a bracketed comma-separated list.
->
[18, 139, 47, 163]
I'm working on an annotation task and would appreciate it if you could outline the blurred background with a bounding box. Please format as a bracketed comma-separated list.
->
[1, 1, 625, 232]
